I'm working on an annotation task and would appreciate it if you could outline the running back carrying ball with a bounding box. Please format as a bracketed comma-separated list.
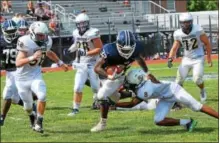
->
[106, 65, 124, 75]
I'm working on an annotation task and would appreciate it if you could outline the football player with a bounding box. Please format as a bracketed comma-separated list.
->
[168, 13, 212, 103]
[116, 69, 218, 132]
[15, 21, 68, 133]
[90, 30, 149, 132]
[0, 19, 36, 127]
[67, 13, 103, 116]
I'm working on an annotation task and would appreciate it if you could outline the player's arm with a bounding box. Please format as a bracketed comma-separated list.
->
[200, 33, 212, 67]
[86, 38, 103, 56]
[16, 50, 42, 67]
[147, 74, 161, 83]
[94, 57, 108, 78]
[46, 50, 68, 71]
[135, 55, 148, 73]
[116, 98, 142, 108]
[168, 40, 181, 59]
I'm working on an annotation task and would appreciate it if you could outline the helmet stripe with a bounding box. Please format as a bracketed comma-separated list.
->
[124, 30, 127, 46]
[127, 30, 130, 45]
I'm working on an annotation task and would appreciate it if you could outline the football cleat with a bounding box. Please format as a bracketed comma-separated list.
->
[171, 102, 183, 111]
[186, 118, 198, 132]
[33, 117, 44, 133]
[0, 115, 4, 126]
[29, 113, 36, 129]
[200, 89, 207, 103]
[90, 121, 106, 132]
[67, 109, 79, 116]
[91, 101, 100, 110]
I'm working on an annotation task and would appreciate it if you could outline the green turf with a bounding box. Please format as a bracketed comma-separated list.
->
[0, 60, 218, 142]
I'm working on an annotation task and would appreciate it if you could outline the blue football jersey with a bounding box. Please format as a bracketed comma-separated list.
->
[0, 37, 19, 71]
[100, 41, 144, 69]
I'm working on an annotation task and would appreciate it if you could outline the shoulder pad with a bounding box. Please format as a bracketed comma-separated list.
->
[173, 29, 182, 41]
[17, 35, 30, 52]
[194, 24, 205, 35]
[86, 28, 100, 40]
[72, 29, 78, 37]
[46, 36, 52, 50]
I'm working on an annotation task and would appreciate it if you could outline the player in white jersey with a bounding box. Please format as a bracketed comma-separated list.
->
[168, 13, 212, 103]
[67, 13, 103, 116]
[15, 21, 68, 133]
[116, 69, 218, 132]
[0, 19, 38, 127]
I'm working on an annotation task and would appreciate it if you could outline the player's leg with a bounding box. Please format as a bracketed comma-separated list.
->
[68, 69, 88, 116]
[0, 71, 21, 126]
[192, 57, 206, 102]
[88, 65, 100, 109]
[154, 100, 197, 132]
[173, 58, 191, 110]
[31, 78, 47, 133]
[16, 80, 36, 128]
[174, 84, 218, 119]
[91, 77, 124, 132]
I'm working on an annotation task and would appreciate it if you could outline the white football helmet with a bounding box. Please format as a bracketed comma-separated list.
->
[126, 69, 146, 85]
[179, 13, 193, 34]
[75, 13, 90, 34]
[29, 21, 49, 46]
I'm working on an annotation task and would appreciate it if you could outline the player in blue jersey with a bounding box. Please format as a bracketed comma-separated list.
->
[90, 30, 149, 132]
[0, 19, 36, 127]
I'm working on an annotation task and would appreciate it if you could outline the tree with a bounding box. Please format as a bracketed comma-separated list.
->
[187, 0, 218, 11]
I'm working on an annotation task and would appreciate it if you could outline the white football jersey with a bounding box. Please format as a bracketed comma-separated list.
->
[16, 35, 52, 81]
[72, 27, 100, 64]
[174, 24, 206, 59]
[136, 80, 176, 101]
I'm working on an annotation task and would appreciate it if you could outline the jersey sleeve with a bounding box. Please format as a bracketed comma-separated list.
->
[173, 30, 181, 42]
[46, 36, 53, 51]
[100, 44, 108, 59]
[16, 37, 29, 52]
[196, 25, 206, 36]
[87, 28, 100, 40]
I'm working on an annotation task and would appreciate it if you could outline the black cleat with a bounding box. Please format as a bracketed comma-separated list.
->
[0, 115, 5, 126]
[186, 118, 198, 132]
[29, 113, 36, 129]
[91, 101, 100, 110]
[171, 102, 183, 111]
[33, 117, 44, 133]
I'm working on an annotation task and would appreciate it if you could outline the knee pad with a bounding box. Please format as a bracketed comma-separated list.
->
[11, 94, 20, 104]
[193, 75, 203, 85]
[74, 84, 84, 92]
[37, 92, 46, 102]
[23, 102, 33, 111]
[189, 102, 203, 111]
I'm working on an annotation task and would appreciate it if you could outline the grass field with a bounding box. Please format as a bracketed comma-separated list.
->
[0, 60, 219, 142]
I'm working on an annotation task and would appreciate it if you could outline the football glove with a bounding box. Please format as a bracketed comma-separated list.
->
[167, 58, 173, 68]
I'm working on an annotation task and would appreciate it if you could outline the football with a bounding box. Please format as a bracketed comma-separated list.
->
[106, 65, 124, 75]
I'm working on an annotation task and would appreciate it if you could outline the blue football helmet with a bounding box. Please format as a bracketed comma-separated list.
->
[17, 19, 29, 36]
[116, 30, 136, 59]
[1, 19, 18, 43]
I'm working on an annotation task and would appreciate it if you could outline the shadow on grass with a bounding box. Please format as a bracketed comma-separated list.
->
[138, 127, 216, 135]
[207, 98, 219, 102]
[46, 128, 89, 134]
[46, 106, 70, 111]
[107, 126, 130, 131]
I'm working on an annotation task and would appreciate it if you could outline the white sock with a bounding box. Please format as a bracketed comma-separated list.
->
[37, 113, 43, 118]
[73, 102, 80, 109]
[93, 93, 98, 101]
[202, 88, 206, 92]
[180, 119, 191, 126]
[100, 118, 107, 124]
